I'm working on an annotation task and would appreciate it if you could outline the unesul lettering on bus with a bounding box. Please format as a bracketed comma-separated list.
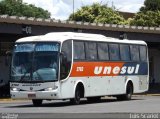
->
[94, 64, 140, 75]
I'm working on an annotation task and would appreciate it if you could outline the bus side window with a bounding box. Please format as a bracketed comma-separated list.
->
[140, 46, 147, 61]
[60, 40, 72, 80]
[109, 44, 120, 61]
[130, 45, 140, 61]
[73, 41, 85, 60]
[85, 42, 97, 60]
[120, 44, 131, 61]
[97, 43, 109, 60]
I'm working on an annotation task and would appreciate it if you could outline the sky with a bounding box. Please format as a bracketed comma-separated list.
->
[23, 0, 145, 20]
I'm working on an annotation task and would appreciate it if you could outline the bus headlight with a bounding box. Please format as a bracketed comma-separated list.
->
[45, 86, 58, 91]
[10, 87, 20, 91]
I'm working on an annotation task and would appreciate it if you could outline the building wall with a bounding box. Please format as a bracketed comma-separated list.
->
[149, 49, 160, 83]
[0, 56, 10, 87]
[0, 22, 160, 85]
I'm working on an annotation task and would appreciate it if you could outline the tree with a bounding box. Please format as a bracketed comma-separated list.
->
[129, 0, 160, 27]
[0, 0, 51, 18]
[130, 11, 160, 27]
[140, 0, 160, 12]
[68, 3, 125, 25]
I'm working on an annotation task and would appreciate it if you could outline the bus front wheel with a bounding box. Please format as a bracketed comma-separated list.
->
[32, 99, 43, 106]
[70, 86, 81, 105]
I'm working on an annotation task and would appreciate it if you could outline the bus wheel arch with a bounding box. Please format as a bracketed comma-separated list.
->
[70, 82, 85, 105]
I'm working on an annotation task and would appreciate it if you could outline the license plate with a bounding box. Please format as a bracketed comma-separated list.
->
[28, 94, 36, 98]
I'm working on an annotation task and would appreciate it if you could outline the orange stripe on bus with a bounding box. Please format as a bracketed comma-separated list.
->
[70, 62, 125, 77]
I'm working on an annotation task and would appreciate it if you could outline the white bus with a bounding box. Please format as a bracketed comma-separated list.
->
[10, 32, 149, 106]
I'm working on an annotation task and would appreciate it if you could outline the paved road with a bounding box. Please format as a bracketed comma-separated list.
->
[0, 95, 160, 118]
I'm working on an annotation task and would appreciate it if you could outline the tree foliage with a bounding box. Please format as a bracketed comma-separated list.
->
[129, 0, 160, 27]
[140, 0, 160, 12]
[130, 11, 160, 27]
[0, 0, 51, 18]
[68, 3, 125, 25]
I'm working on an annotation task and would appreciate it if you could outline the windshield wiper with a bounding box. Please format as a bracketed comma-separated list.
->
[20, 66, 31, 82]
[33, 71, 44, 82]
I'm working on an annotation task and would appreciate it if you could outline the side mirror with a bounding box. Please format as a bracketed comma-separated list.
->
[60, 52, 68, 80]
[5, 51, 12, 66]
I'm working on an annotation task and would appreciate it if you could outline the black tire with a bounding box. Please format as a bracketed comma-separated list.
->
[117, 83, 133, 101]
[87, 97, 101, 103]
[125, 83, 133, 100]
[32, 99, 43, 106]
[70, 87, 81, 105]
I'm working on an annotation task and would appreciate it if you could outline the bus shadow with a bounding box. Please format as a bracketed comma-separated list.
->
[6, 98, 144, 108]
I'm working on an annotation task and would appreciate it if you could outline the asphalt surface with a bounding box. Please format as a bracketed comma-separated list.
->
[0, 95, 160, 118]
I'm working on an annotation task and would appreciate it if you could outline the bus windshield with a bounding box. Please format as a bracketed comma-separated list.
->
[11, 42, 60, 82]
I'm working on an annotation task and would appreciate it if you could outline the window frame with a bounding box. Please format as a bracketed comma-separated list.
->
[60, 39, 72, 80]
[72, 40, 147, 63]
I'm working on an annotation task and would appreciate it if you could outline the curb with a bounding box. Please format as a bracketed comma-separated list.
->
[1, 94, 160, 102]
[0, 98, 30, 102]
[133, 93, 160, 96]
[146, 94, 160, 96]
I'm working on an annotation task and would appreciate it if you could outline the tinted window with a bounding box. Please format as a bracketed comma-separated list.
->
[60, 40, 72, 79]
[140, 46, 147, 61]
[130, 45, 140, 61]
[109, 44, 120, 61]
[85, 42, 97, 60]
[97, 43, 109, 60]
[120, 44, 130, 61]
[73, 41, 85, 60]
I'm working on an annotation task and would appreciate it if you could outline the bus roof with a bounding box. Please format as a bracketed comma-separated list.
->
[16, 32, 147, 45]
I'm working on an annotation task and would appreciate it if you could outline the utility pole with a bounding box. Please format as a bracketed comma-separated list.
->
[73, 0, 74, 20]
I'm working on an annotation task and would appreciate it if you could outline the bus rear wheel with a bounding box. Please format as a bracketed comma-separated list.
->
[117, 82, 133, 101]
[32, 99, 43, 106]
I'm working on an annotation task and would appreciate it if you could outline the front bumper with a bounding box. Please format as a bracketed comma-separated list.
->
[10, 90, 60, 100]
